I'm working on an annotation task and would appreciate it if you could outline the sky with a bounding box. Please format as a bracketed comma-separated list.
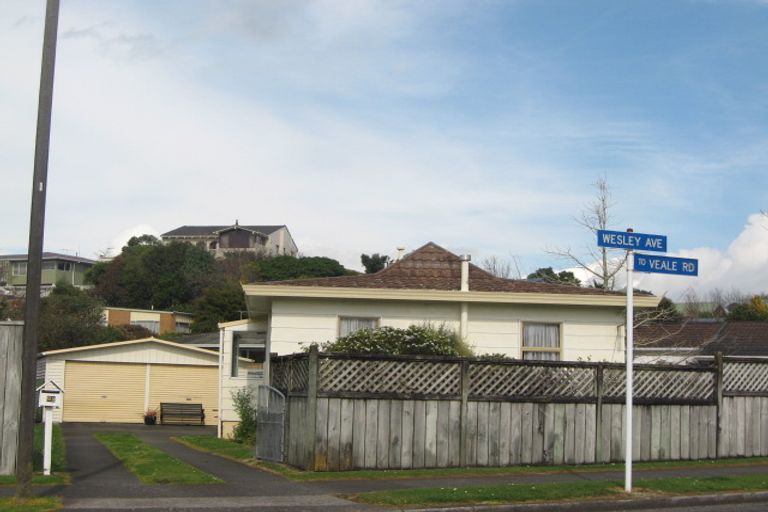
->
[2, 0, 767, 300]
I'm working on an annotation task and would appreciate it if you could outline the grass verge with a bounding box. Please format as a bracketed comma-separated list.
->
[0, 497, 62, 512]
[0, 424, 69, 486]
[352, 473, 768, 506]
[352, 480, 622, 506]
[174, 435, 768, 482]
[96, 433, 221, 484]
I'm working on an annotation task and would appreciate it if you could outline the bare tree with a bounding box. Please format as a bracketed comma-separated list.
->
[480, 255, 522, 279]
[548, 176, 627, 290]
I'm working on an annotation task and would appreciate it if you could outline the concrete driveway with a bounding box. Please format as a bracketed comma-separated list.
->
[43, 423, 373, 511]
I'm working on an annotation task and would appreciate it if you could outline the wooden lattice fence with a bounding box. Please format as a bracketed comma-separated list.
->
[269, 348, 768, 471]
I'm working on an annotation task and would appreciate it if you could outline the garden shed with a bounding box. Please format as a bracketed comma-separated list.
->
[40, 338, 221, 425]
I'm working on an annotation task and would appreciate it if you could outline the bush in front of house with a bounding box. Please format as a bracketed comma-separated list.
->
[319, 324, 473, 357]
[231, 388, 258, 445]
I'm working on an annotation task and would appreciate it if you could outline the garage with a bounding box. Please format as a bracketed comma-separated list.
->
[40, 338, 220, 425]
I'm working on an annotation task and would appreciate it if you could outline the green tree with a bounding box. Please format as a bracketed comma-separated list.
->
[361, 253, 390, 274]
[191, 282, 246, 333]
[728, 296, 768, 321]
[88, 237, 217, 310]
[318, 324, 473, 357]
[39, 282, 108, 351]
[526, 267, 581, 286]
[248, 255, 349, 282]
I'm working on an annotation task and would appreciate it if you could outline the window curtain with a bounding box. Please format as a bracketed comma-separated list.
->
[340, 318, 377, 337]
[523, 323, 560, 360]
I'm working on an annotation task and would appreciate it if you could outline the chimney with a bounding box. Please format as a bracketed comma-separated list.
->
[460, 254, 471, 291]
[396, 247, 406, 261]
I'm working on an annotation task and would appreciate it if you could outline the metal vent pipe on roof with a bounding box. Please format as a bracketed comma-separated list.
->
[460, 254, 471, 291]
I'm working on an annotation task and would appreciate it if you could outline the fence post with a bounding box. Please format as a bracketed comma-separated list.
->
[459, 359, 470, 467]
[715, 352, 724, 459]
[305, 346, 320, 471]
[595, 363, 604, 463]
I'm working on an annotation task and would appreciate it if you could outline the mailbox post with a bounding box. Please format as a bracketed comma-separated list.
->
[37, 382, 63, 476]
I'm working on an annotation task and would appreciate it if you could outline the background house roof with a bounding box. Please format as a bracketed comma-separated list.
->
[635, 320, 725, 349]
[255, 242, 628, 296]
[162, 225, 285, 237]
[0, 252, 96, 265]
[635, 320, 768, 357]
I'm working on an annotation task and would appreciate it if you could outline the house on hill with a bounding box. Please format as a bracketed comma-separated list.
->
[235, 242, 659, 360]
[0, 252, 96, 297]
[161, 222, 297, 258]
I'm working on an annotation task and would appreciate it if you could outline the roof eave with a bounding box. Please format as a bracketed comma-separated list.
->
[242, 284, 660, 308]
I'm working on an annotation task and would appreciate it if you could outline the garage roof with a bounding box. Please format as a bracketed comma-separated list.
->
[39, 337, 218, 358]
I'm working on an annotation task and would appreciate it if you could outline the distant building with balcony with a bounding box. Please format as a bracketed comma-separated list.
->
[160, 222, 298, 258]
[0, 252, 96, 296]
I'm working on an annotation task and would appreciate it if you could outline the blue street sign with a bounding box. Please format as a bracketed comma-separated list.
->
[634, 253, 698, 276]
[597, 230, 667, 252]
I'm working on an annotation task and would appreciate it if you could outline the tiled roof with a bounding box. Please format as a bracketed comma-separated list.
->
[635, 321, 724, 349]
[636, 320, 768, 356]
[0, 252, 97, 265]
[257, 242, 626, 296]
[162, 225, 284, 237]
[701, 321, 768, 356]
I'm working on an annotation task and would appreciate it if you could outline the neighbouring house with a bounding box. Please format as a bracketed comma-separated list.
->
[103, 307, 194, 334]
[0, 252, 96, 296]
[635, 320, 768, 364]
[217, 319, 269, 438]
[161, 222, 298, 258]
[38, 337, 243, 425]
[240, 242, 660, 360]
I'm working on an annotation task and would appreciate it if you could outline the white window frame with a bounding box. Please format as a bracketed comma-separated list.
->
[338, 316, 380, 338]
[12, 262, 27, 276]
[521, 321, 562, 361]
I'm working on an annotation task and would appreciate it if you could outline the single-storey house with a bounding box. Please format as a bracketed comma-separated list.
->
[240, 242, 659, 360]
[40, 337, 234, 425]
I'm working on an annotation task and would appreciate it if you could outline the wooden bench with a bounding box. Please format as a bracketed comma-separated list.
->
[159, 402, 205, 426]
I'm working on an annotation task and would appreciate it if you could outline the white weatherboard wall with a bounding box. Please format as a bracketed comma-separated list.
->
[43, 341, 219, 423]
[219, 319, 269, 438]
[268, 298, 625, 362]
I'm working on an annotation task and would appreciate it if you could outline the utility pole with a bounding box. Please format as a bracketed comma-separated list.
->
[16, 0, 60, 498]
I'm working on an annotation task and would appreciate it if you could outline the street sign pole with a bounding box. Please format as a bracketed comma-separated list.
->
[625, 244, 634, 493]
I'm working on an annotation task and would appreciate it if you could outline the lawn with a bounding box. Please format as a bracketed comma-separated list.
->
[352, 473, 768, 507]
[0, 497, 62, 511]
[0, 424, 69, 486]
[95, 433, 222, 484]
[352, 480, 623, 506]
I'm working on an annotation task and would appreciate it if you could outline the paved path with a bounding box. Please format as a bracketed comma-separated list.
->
[44, 423, 373, 511]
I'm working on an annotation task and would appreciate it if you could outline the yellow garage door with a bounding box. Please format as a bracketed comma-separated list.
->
[148, 365, 219, 425]
[64, 361, 146, 423]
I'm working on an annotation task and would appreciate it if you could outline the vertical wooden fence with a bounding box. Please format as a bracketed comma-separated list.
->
[0, 321, 23, 475]
[271, 347, 763, 471]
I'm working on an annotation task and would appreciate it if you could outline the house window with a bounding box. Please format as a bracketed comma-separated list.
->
[57, 262, 72, 271]
[522, 322, 561, 361]
[231, 338, 266, 377]
[175, 321, 191, 334]
[42, 261, 56, 270]
[339, 317, 379, 337]
[12, 262, 27, 276]
[131, 320, 160, 334]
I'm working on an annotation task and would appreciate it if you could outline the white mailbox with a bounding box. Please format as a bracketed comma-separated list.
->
[39, 389, 62, 409]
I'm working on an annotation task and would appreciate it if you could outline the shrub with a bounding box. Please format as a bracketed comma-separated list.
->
[319, 323, 473, 357]
[231, 388, 258, 445]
